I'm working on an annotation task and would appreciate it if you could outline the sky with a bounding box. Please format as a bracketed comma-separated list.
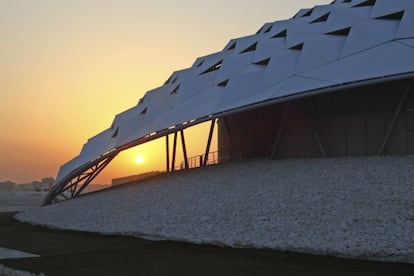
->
[0, 0, 329, 184]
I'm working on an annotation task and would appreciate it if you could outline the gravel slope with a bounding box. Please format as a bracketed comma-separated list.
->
[0, 248, 39, 260]
[16, 157, 414, 263]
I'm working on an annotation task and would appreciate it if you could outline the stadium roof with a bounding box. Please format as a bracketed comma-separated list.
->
[52, 0, 414, 201]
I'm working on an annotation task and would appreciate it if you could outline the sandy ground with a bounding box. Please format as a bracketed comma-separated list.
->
[0, 192, 46, 213]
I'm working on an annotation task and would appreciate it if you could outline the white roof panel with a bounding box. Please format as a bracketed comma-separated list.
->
[252, 37, 286, 63]
[78, 129, 115, 164]
[114, 107, 147, 147]
[215, 53, 254, 83]
[162, 87, 223, 126]
[286, 25, 322, 49]
[261, 50, 301, 88]
[174, 72, 217, 103]
[228, 35, 259, 54]
[371, 0, 412, 18]
[396, 6, 414, 39]
[214, 67, 266, 113]
[269, 76, 335, 99]
[399, 38, 414, 48]
[297, 36, 345, 73]
[56, 156, 82, 182]
[340, 19, 399, 58]
[300, 41, 414, 83]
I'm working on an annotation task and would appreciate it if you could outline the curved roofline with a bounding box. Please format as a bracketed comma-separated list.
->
[44, 71, 414, 205]
[47, 0, 414, 204]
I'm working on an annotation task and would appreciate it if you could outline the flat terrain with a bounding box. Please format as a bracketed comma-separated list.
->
[0, 191, 46, 213]
[1, 212, 413, 275]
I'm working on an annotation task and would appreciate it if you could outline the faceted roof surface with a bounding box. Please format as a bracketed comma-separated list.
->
[57, 0, 414, 182]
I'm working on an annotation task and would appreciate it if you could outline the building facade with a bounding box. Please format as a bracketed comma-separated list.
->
[219, 79, 414, 160]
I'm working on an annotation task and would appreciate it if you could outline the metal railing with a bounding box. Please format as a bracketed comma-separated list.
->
[175, 151, 220, 171]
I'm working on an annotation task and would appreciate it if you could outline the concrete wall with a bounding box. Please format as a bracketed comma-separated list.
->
[218, 79, 414, 160]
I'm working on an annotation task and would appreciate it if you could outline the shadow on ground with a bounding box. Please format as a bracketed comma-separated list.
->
[0, 212, 413, 276]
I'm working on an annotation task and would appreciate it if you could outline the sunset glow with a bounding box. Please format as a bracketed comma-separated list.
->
[135, 156, 144, 165]
[0, 0, 328, 184]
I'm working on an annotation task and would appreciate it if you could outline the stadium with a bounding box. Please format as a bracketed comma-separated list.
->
[44, 0, 414, 204]
[18, 0, 414, 264]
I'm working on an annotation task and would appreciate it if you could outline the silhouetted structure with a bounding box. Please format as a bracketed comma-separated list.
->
[45, 0, 414, 205]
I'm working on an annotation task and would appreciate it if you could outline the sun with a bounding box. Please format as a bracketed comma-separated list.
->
[135, 156, 144, 164]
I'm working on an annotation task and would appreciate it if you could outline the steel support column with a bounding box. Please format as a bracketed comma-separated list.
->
[180, 130, 189, 169]
[222, 117, 235, 161]
[166, 135, 170, 172]
[311, 119, 327, 158]
[378, 85, 410, 155]
[203, 119, 216, 166]
[270, 103, 290, 159]
[171, 132, 178, 172]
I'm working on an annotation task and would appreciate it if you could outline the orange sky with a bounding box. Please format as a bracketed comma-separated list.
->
[0, 0, 328, 184]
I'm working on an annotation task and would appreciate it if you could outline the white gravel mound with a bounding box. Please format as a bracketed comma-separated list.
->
[0, 247, 39, 260]
[15, 157, 414, 263]
[0, 264, 44, 276]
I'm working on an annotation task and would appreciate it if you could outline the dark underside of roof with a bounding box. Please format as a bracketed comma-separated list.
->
[218, 77, 414, 160]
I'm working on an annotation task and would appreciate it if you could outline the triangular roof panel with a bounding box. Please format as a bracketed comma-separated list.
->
[351, 0, 376, 8]
[215, 54, 254, 84]
[399, 38, 414, 49]
[252, 38, 286, 63]
[215, 67, 266, 113]
[285, 25, 323, 48]
[371, 0, 412, 18]
[297, 36, 345, 72]
[396, 6, 414, 39]
[261, 49, 301, 88]
[300, 41, 414, 84]
[174, 72, 217, 104]
[340, 19, 399, 57]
